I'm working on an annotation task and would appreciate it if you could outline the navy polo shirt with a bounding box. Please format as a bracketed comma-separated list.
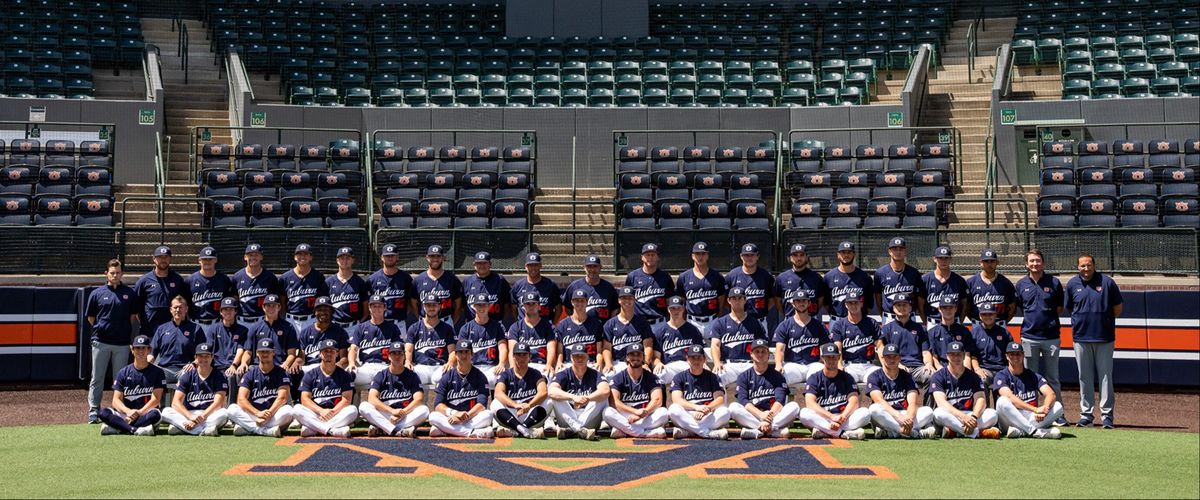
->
[86, 284, 137, 345]
[1016, 274, 1064, 341]
[202, 321, 248, 370]
[133, 270, 187, 332]
[150, 319, 203, 369]
[925, 322, 977, 365]
[1064, 273, 1123, 343]
[879, 319, 929, 369]
[971, 322, 1013, 371]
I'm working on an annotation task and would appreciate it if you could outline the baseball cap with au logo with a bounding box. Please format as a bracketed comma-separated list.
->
[256, 338, 277, 352]
[474, 251, 491, 263]
[336, 246, 354, 257]
[525, 252, 542, 264]
[819, 343, 839, 356]
[521, 292, 541, 304]
[133, 335, 151, 346]
[980, 248, 999, 261]
[685, 344, 706, 357]
[220, 297, 238, 310]
[740, 243, 759, 255]
[618, 286, 635, 298]
[570, 289, 589, 301]
[882, 344, 900, 356]
[469, 293, 490, 306]
[427, 245, 444, 256]
[837, 241, 855, 252]
[381, 244, 399, 256]
[692, 242, 709, 253]
[153, 246, 172, 257]
[584, 254, 602, 266]
[789, 243, 808, 255]
[199, 246, 218, 259]
[641, 243, 659, 254]
[667, 296, 685, 308]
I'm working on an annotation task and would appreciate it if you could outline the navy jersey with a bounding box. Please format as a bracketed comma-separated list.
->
[971, 323, 1013, 371]
[866, 369, 918, 411]
[132, 270, 188, 331]
[925, 323, 977, 364]
[232, 268, 281, 319]
[462, 272, 512, 322]
[879, 320, 928, 368]
[652, 321, 705, 364]
[280, 269, 328, 316]
[506, 318, 555, 364]
[993, 368, 1049, 405]
[498, 367, 545, 404]
[435, 367, 489, 411]
[930, 367, 985, 411]
[296, 323, 350, 365]
[609, 369, 661, 409]
[413, 270, 464, 320]
[86, 284, 137, 345]
[300, 366, 354, 408]
[830, 316, 881, 364]
[186, 271, 236, 322]
[965, 273, 1017, 321]
[326, 273, 369, 324]
[873, 263, 926, 313]
[708, 315, 767, 362]
[725, 266, 775, 320]
[671, 369, 722, 405]
[113, 363, 166, 408]
[562, 278, 619, 321]
[150, 319, 203, 368]
[804, 369, 858, 413]
[736, 367, 789, 411]
[773, 316, 829, 364]
[625, 268, 675, 321]
[1015, 274, 1064, 341]
[676, 268, 726, 318]
[921, 271, 968, 322]
[371, 368, 424, 408]
[458, 320, 506, 366]
[823, 267, 874, 318]
[366, 268, 414, 321]
[405, 320, 456, 366]
[511, 276, 562, 321]
[1064, 273, 1123, 343]
[553, 367, 603, 396]
[202, 321, 248, 370]
[603, 316, 654, 363]
[239, 365, 291, 411]
[176, 368, 229, 411]
[554, 316, 604, 362]
[245, 318, 299, 365]
[773, 268, 826, 316]
[351, 320, 403, 364]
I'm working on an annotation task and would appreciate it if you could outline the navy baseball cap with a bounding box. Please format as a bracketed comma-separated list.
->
[892, 293, 912, 305]
[727, 287, 746, 298]
[220, 297, 238, 310]
[389, 341, 406, 352]
[837, 241, 855, 252]
[256, 338, 276, 352]
[195, 342, 215, 354]
[978, 302, 999, 314]
[789, 243, 807, 255]
[244, 243, 263, 254]
[199, 246, 218, 259]
[469, 293, 490, 306]
[1005, 341, 1024, 353]
[570, 289, 589, 301]
[692, 241, 709, 253]
[618, 286, 635, 298]
[132, 335, 151, 346]
[641, 243, 659, 254]
[667, 296, 685, 308]
[685, 344, 705, 357]
[568, 343, 589, 356]
[318, 339, 339, 351]
[521, 292, 540, 304]
[263, 294, 281, 305]
[426, 244, 444, 256]
[512, 343, 531, 354]
[525, 252, 542, 264]
[313, 296, 333, 309]
[934, 246, 953, 257]
[421, 293, 440, 305]
[889, 237, 906, 248]
[946, 341, 966, 353]
[882, 344, 900, 356]
[819, 343, 839, 356]
[368, 294, 385, 305]
[789, 289, 812, 302]
[935, 294, 960, 308]
[474, 251, 491, 263]
[584, 254, 602, 266]
[336, 246, 354, 257]
[625, 343, 645, 355]
[751, 338, 770, 350]
[455, 339, 472, 351]
[740, 243, 759, 255]
[153, 245, 172, 257]
[843, 290, 863, 302]
[980, 248, 999, 261]
[380, 244, 399, 256]
[294, 243, 312, 254]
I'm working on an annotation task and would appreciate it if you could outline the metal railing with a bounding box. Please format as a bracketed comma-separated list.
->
[178, 22, 190, 85]
[153, 132, 166, 216]
[966, 21, 977, 83]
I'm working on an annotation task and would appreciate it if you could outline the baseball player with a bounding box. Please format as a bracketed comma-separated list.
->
[360, 340, 429, 437]
[366, 243, 415, 328]
[148, 295, 203, 384]
[161, 342, 229, 436]
[412, 245, 464, 325]
[799, 343, 870, 440]
[724, 243, 775, 331]
[506, 292, 559, 376]
[877, 293, 935, 389]
[233, 243, 282, 329]
[710, 287, 768, 387]
[133, 245, 188, 336]
[229, 338, 294, 437]
[867, 344, 936, 439]
[492, 343, 551, 438]
[675, 241, 726, 334]
[731, 338, 800, 439]
[98, 335, 165, 436]
[548, 343, 610, 440]
[553, 289, 605, 369]
[773, 243, 827, 318]
[294, 339, 359, 437]
[829, 290, 883, 383]
[773, 289, 829, 390]
[326, 247, 369, 329]
[463, 251, 513, 324]
[280, 243, 329, 332]
[823, 241, 875, 320]
[921, 246, 968, 329]
[561, 255, 619, 321]
[874, 237, 927, 324]
[203, 297, 249, 394]
[994, 342, 1063, 439]
[348, 294, 403, 392]
[625, 243, 675, 325]
[970, 302, 1013, 388]
[458, 293, 509, 388]
[925, 295, 977, 371]
[186, 246, 236, 326]
[293, 297, 350, 383]
[511, 252, 562, 323]
[965, 248, 1016, 324]
[602, 286, 656, 379]
[86, 259, 139, 424]
[429, 339, 495, 438]
[602, 344, 669, 439]
[242, 294, 300, 373]
[930, 341, 1000, 439]
[651, 296, 705, 384]
[668, 344, 729, 440]
[404, 294, 457, 390]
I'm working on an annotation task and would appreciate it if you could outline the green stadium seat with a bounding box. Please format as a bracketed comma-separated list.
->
[454, 73, 480, 90]
[839, 86, 863, 105]
[1065, 50, 1092, 66]
[727, 73, 753, 90]
[1064, 63, 1094, 81]
[1037, 38, 1063, 65]
[814, 86, 839, 105]
[644, 73, 669, 90]
[378, 88, 405, 107]
[1151, 77, 1180, 94]
[290, 86, 314, 105]
[696, 88, 722, 106]
[509, 87, 534, 106]
[616, 73, 642, 90]
[725, 60, 751, 77]
[1090, 36, 1117, 51]
[1159, 62, 1189, 79]
[589, 88, 614, 106]
[404, 88, 429, 106]
[562, 88, 587, 107]
[1119, 48, 1147, 64]
[1183, 76, 1200, 94]
[748, 88, 774, 106]
[589, 73, 615, 90]
[644, 87, 669, 106]
[698, 60, 724, 78]
[616, 88, 641, 107]
[1013, 38, 1037, 65]
[1062, 78, 1091, 98]
[482, 87, 508, 106]
[1148, 47, 1176, 64]
[1145, 34, 1173, 50]
[1126, 62, 1157, 79]
[1117, 35, 1144, 51]
[315, 86, 339, 106]
[534, 88, 560, 106]
[788, 73, 816, 91]
[429, 87, 455, 106]
[1093, 49, 1121, 65]
[669, 88, 695, 107]
[848, 58, 875, 82]
[786, 60, 814, 77]
[344, 87, 372, 106]
[752, 60, 779, 77]
[1121, 77, 1150, 96]
[457, 87, 482, 106]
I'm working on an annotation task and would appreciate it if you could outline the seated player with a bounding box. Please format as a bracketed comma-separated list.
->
[203, 297, 249, 397]
[994, 342, 1063, 439]
[348, 294, 403, 393]
[149, 295, 203, 385]
[548, 343, 610, 440]
[773, 289, 828, 391]
[799, 343, 870, 440]
[99, 335, 165, 436]
[710, 287, 767, 387]
[359, 341, 429, 437]
[731, 338, 800, 439]
[830, 290, 882, 383]
[229, 338, 294, 437]
[602, 286, 655, 379]
[293, 296, 350, 378]
[429, 340, 495, 438]
[877, 293, 935, 391]
[651, 296, 705, 384]
[931, 341, 1000, 439]
[970, 303, 1013, 389]
[458, 293, 508, 388]
[507, 292, 559, 376]
[602, 344, 669, 439]
[405, 294, 456, 391]
[243, 294, 300, 382]
[926, 295, 977, 371]
[294, 339, 359, 438]
[668, 344, 730, 440]
[867, 344, 936, 439]
[553, 289, 605, 371]
[492, 343, 551, 439]
[161, 342, 228, 436]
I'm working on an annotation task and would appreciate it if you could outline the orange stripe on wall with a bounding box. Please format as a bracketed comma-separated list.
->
[1010, 325, 1198, 351]
[0, 323, 32, 346]
[0, 323, 76, 346]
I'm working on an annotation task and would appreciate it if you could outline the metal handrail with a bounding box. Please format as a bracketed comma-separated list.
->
[178, 23, 189, 85]
[118, 195, 213, 246]
[966, 21, 977, 83]
[153, 132, 166, 220]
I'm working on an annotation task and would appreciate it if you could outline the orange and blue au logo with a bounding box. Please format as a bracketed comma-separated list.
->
[227, 437, 895, 489]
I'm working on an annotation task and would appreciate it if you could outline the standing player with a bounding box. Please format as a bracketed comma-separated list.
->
[428, 340, 495, 438]
[867, 344, 935, 439]
[229, 338, 294, 437]
[921, 246, 968, 330]
[925, 296, 976, 371]
[602, 344, 669, 439]
[463, 251, 513, 324]
[148, 295, 203, 384]
[294, 339, 358, 438]
[161, 342, 229, 436]
[186, 246, 236, 326]
[293, 297, 350, 379]
[233, 243, 281, 330]
[731, 338, 800, 439]
[667, 344, 729, 440]
[709, 287, 768, 387]
[724, 243, 775, 332]
[506, 292, 558, 376]
[548, 343, 609, 440]
[798, 343, 870, 440]
[98, 335, 165, 436]
[970, 303, 1013, 388]
[602, 286, 656, 379]
[1065, 254, 1122, 429]
[348, 294, 403, 392]
[994, 342, 1064, 439]
[242, 294, 300, 375]
[625, 243, 675, 325]
[86, 259, 139, 424]
[280, 243, 328, 333]
[1014, 249, 1065, 424]
[553, 290, 605, 369]
[492, 343, 551, 439]
[405, 294, 456, 391]
[511, 252, 561, 323]
[326, 247, 369, 329]
[133, 245, 187, 336]
[360, 341, 429, 437]
[561, 255, 619, 321]
[412, 245, 464, 326]
[773, 243, 826, 318]
[965, 249, 1016, 324]
[773, 289, 829, 391]
[830, 291, 883, 383]
[458, 293, 509, 387]
[203, 297, 249, 393]
[366, 243, 415, 328]
[675, 242, 726, 334]
[874, 237, 926, 324]
[930, 341, 1000, 439]
[877, 294, 935, 390]
[823, 241, 874, 320]
[651, 296, 705, 384]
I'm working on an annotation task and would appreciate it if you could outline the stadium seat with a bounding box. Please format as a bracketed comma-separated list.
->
[1078, 196, 1118, 227]
[75, 195, 112, 226]
[249, 200, 285, 227]
[695, 201, 732, 230]
[903, 199, 938, 228]
[235, 144, 264, 171]
[288, 200, 323, 227]
[492, 200, 528, 229]
[210, 199, 246, 227]
[621, 201, 656, 229]
[618, 147, 649, 174]
[454, 200, 490, 228]
[658, 201, 694, 229]
[326, 201, 359, 227]
[823, 146, 854, 172]
[1038, 196, 1076, 228]
[1120, 197, 1160, 227]
[733, 201, 769, 230]
[1162, 196, 1200, 228]
[268, 144, 298, 172]
[76, 168, 111, 197]
[34, 195, 72, 225]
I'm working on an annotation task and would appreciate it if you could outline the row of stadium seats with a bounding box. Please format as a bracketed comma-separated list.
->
[379, 198, 528, 229]
[1037, 195, 1199, 227]
[0, 193, 112, 226]
[200, 141, 364, 175]
[1040, 139, 1200, 169]
[296, 85, 866, 107]
[206, 197, 360, 228]
[789, 197, 942, 229]
[1, 139, 113, 168]
[617, 146, 777, 183]
[1012, 0, 1198, 41]
[788, 143, 954, 176]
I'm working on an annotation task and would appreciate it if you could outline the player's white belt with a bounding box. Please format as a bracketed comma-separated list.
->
[194, 317, 217, 325]
[286, 313, 312, 321]
[334, 320, 357, 328]
[687, 314, 714, 322]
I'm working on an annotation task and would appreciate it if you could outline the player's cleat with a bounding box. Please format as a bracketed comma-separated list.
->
[543, 423, 558, 437]
[979, 427, 1001, 439]
[1006, 427, 1024, 439]
[529, 427, 546, 439]
[470, 428, 495, 439]
[841, 429, 865, 440]
[1076, 416, 1094, 427]
[671, 428, 689, 439]
[810, 429, 828, 439]
[329, 426, 351, 438]
[88, 410, 100, 424]
[1046, 427, 1062, 439]
[428, 427, 446, 438]
[168, 425, 185, 435]
[1054, 416, 1069, 427]
[644, 428, 668, 439]
[609, 428, 626, 439]
[300, 427, 320, 438]
[100, 423, 120, 436]
[707, 429, 729, 440]
[740, 428, 761, 440]
[134, 426, 156, 436]
[264, 426, 283, 438]
[557, 428, 576, 440]
[872, 426, 889, 439]
[1101, 416, 1114, 429]
[289, 420, 302, 430]
[579, 428, 599, 441]
[918, 426, 938, 439]
[769, 428, 790, 439]
[495, 427, 516, 438]
[396, 427, 416, 438]
[201, 425, 221, 437]
[367, 426, 385, 438]
[233, 425, 250, 436]
[941, 428, 958, 439]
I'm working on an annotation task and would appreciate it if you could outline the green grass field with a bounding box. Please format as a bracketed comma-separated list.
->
[2, 424, 1197, 498]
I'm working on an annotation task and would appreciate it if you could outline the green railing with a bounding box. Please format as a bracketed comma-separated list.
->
[0, 120, 116, 146]
[966, 21, 977, 83]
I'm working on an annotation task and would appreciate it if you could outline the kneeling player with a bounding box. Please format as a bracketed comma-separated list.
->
[492, 343, 551, 439]
[99, 335, 165, 436]
[931, 341, 999, 439]
[294, 339, 359, 438]
[162, 342, 229, 436]
[867, 344, 935, 439]
[429, 340, 495, 438]
[348, 294, 403, 393]
[230, 338, 294, 437]
[668, 344, 730, 440]
[548, 344, 610, 440]
[773, 289, 828, 391]
[602, 344, 669, 438]
[798, 343, 870, 440]
[359, 341, 429, 437]
[731, 338, 800, 439]
[651, 296, 704, 384]
[994, 342, 1063, 439]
